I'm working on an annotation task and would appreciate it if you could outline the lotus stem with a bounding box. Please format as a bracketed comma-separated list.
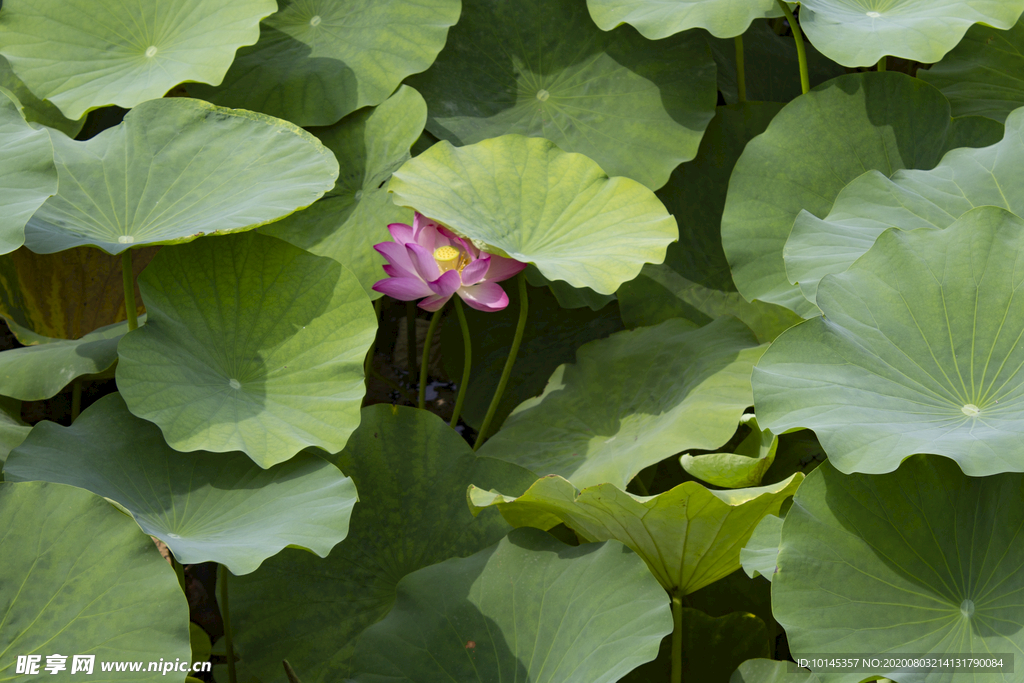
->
[450, 297, 472, 428]
[418, 306, 444, 410]
[282, 661, 303, 683]
[219, 565, 237, 683]
[121, 250, 139, 332]
[735, 35, 746, 103]
[474, 272, 529, 450]
[406, 301, 417, 383]
[777, 0, 809, 94]
[671, 593, 683, 683]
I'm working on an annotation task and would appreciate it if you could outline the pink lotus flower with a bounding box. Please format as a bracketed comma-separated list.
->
[372, 213, 527, 312]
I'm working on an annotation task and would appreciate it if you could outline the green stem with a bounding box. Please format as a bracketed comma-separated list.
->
[735, 35, 746, 104]
[121, 250, 139, 332]
[219, 565, 237, 683]
[473, 273, 529, 451]
[777, 0, 809, 94]
[449, 297, 472, 428]
[282, 661, 303, 683]
[671, 594, 683, 683]
[70, 380, 82, 422]
[417, 306, 445, 410]
[877, 55, 886, 72]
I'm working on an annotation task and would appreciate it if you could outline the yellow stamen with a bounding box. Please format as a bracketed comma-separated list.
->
[434, 245, 468, 273]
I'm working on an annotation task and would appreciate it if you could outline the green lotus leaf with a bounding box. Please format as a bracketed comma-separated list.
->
[261, 86, 425, 297]
[757, 206, 1024, 476]
[775, 455, 1024, 682]
[731, 659, 821, 683]
[623, 608, 770, 683]
[708, 22, 845, 105]
[586, 0, 783, 39]
[0, 480, 189, 681]
[0, 87, 57, 256]
[0, 246, 156, 343]
[116, 232, 376, 466]
[187, 0, 460, 127]
[0, 319, 127, 400]
[620, 263, 802, 344]
[0, 0, 276, 120]
[617, 103, 802, 342]
[526, 266, 616, 311]
[0, 56, 82, 137]
[740, 513, 782, 582]
[721, 72, 1003, 316]
[408, 0, 716, 190]
[0, 399, 29, 471]
[439, 281, 623, 432]
[469, 472, 801, 595]
[477, 316, 763, 489]
[798, 0, 1024, 67]
[351, 527, 671, 683]
[4, 394, 356, 575]
[227, 405, 537, 683]
[24, 98, 339, 255]
[680, 414, 779, 488]
[921, 20, 1024, 124]
[786, 106, 1024, 302]
[389, 134, 678, 295]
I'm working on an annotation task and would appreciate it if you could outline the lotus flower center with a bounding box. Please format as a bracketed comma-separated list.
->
[962, 403, 980, 417]
[866, 11, 881, 17]
[960, 599, 975, 618]
[145, 46, 158, 58]
[536, 89, 550, 101]
[434, 245, 469, 273]
[310, 15, 322, 26]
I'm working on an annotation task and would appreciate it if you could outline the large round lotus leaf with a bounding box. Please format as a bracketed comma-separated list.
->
[786, 98, 1024, 302]
[478, 316, 763, 489]
[470, 472, 801, 595]
[618, 103, 802, 342]
[261, 86, 425, 296]
[352, 527, 671, 683]
[721, 72, 1003, 317]
[116, 232, 376, 466]
[0, 56, 82, 137]
[586, 0, 783, 39]
[439, 281, 623, 432]
[708, 23, 846, 105]
[0, 319, 126, 400]
[798, 0, 1024, 67]
[226, 405, 537, 683]
[921, 20, 1024, 124]
[408, 0, 716, 190]
[756, 206, 1024, 476]
[389, 135, 677, 295]
[0, 87, 57, 256]
[0, 481, 190, 681]
[4, 394, 356, 575]
[775, 455, 1024, 682]
[0, 0, 275, 121]
[23, 98, 339, 256]
[187, 0, 460, 127]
